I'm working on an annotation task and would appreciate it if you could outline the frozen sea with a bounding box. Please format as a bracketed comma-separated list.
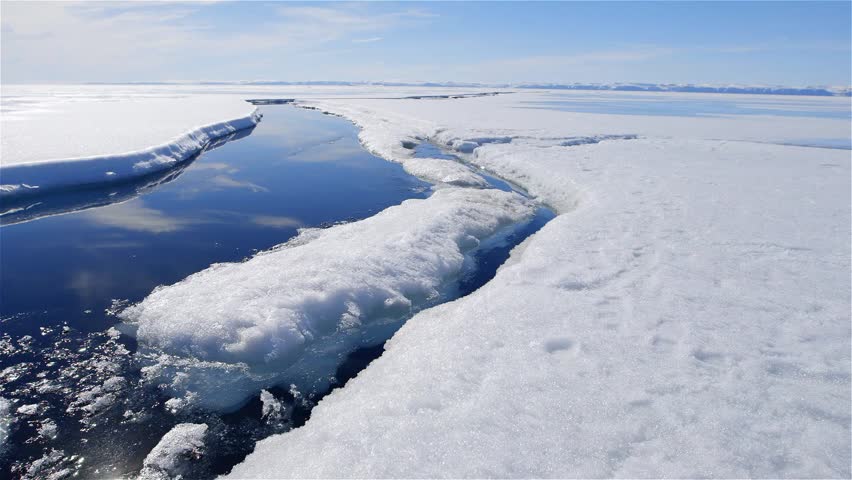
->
[0, 86, 848, 479]
[521, 90, 852, 149]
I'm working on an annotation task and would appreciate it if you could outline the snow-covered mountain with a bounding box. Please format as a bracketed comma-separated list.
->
[86, 80, 852, 97]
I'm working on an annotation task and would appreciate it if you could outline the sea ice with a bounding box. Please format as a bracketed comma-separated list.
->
[121, 187, 535, 410]
[139, 423, 208, 480]
[226, 90, 850, 478]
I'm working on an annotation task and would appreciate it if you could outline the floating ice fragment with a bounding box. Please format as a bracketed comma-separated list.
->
[139, 423, 208, 480]
[0, 398, 12, 451]
[16, 403, 39, 416]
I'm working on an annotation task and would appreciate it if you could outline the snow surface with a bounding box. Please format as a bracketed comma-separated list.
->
[121, 187, 535, 410]
[401, 157, 490, 188]
[1, 88, 259, 195]
[139, 423, 207, 480]
[225, 92, 850, 478]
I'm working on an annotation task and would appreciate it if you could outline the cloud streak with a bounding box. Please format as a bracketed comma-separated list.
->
[353, 37, 383, 44]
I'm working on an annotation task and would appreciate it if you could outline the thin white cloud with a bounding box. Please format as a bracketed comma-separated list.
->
[353, 37, 383, 44]
[277, 6, 435, 27]
[1, 2, 436, 83]
[477, 48, 678, 70]
[431, 47, 679, 83]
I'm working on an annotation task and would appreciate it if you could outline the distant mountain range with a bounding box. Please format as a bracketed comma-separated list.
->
[87, 80, 852, 97]
[512, 83, 852, 97]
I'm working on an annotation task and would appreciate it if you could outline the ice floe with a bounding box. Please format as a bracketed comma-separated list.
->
[139, 423, 208, 480]
[1, 92, 259, 196]
[121, 187, 535, 410]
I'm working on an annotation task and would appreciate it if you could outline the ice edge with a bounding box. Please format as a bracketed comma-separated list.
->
[0, 108, 262, 198]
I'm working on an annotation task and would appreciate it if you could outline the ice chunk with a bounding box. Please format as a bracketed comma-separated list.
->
[66, 376, 125, 421]
[16, 403, 39, 416]
[139, 423, 207, 480]
[37, 420, 58, 440]
[259, 390, 288, 424]
[0, 398, 12, 452]
[21, 449, 74, 480]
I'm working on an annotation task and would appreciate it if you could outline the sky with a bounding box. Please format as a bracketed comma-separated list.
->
[1, 1, 850, 86]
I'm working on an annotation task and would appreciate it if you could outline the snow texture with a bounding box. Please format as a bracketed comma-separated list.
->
[121, 187, 535, 410]
[139, 423, 208, 480]
[227, 91, 850, 478]
[401, 157, 490, 188]
[1, 91, 259, 195]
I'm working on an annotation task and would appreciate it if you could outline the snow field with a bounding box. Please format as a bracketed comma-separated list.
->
[227, 93, 850, 478]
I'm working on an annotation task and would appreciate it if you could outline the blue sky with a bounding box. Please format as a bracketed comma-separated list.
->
[2, 1, 850, 85]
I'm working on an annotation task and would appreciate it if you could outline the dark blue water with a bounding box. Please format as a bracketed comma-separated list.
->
[0, 106, 554, 479]
[1, 108, 430, 336]
[520, 93, 851, 119]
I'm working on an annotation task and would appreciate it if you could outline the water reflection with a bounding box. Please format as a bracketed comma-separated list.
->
[80, 201, 195, 233]
[520, 92, 852, 119]
[250, 215, 303, 229]
[208, 174, 269, 192]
